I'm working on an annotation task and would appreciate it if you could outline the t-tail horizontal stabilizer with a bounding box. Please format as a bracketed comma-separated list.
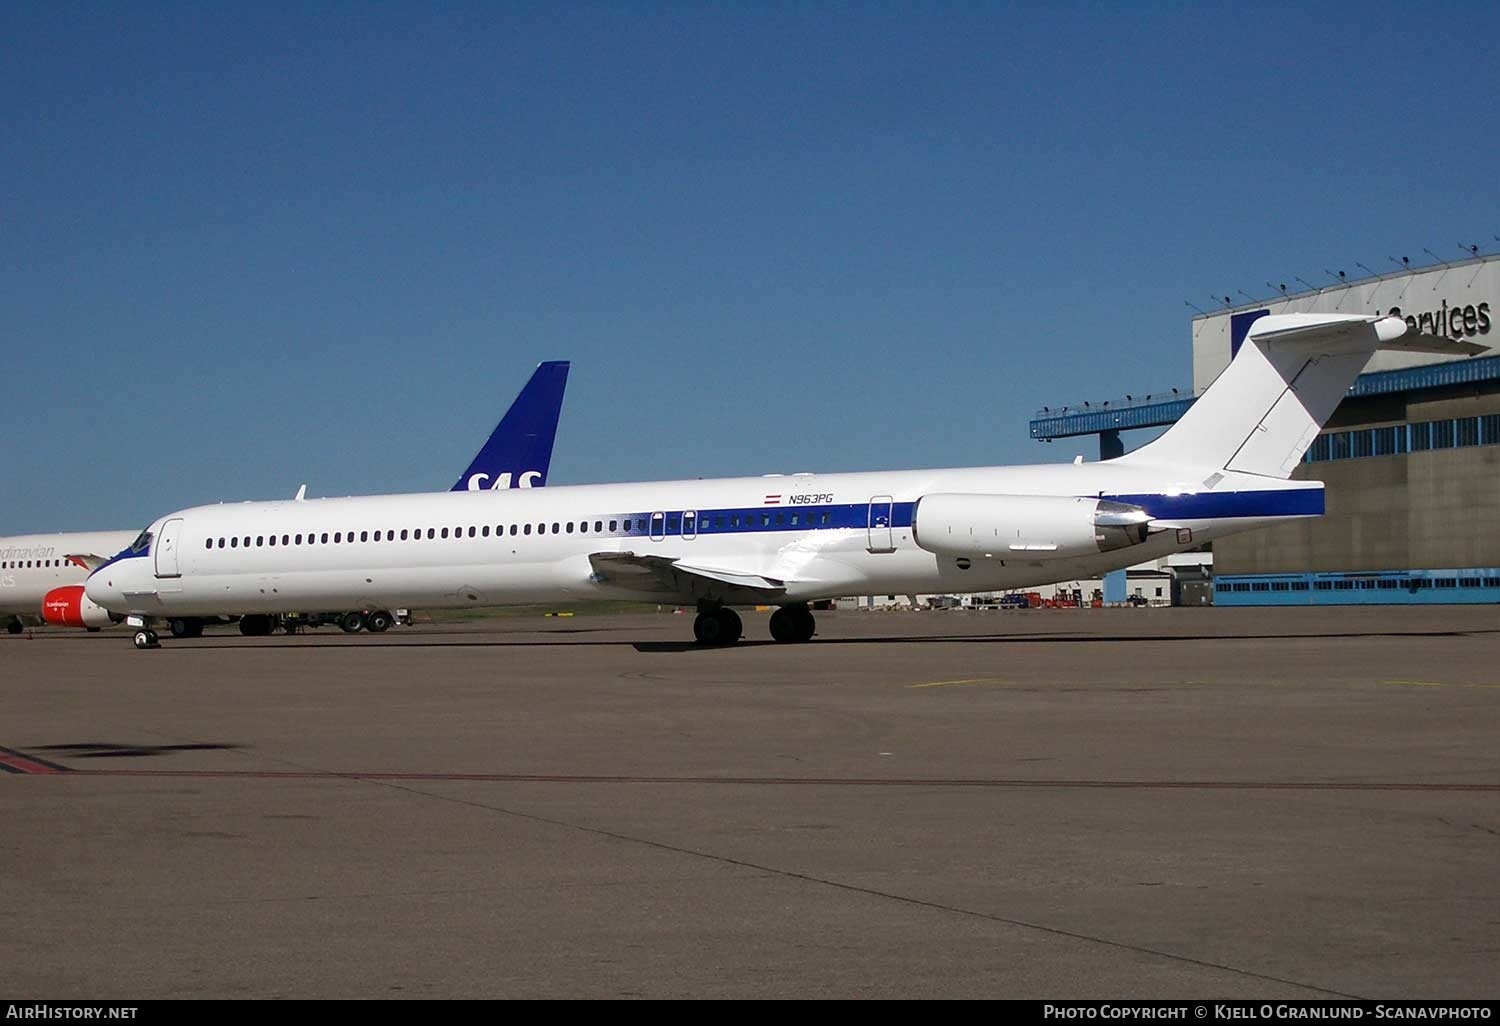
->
[1117, 314, 1488, 479]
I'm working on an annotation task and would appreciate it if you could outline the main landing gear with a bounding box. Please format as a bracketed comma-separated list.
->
[769, 604, 816, 644]
[691, 603, 818, 646]
[692, 604, 742, 646]
[6, 617, 23, 635]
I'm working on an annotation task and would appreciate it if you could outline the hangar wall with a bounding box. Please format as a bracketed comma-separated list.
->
[1214, 384, 1500, 575]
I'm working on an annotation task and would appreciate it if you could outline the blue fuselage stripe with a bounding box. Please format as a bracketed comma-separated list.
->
[1103, 490, 1324, 520]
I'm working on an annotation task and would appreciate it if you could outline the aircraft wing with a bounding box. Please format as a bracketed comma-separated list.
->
[64, 553, 112, 572]
[587, 552, 789, 599]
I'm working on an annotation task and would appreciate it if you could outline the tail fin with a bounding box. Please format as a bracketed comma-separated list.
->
[1117, 314, 1486, 478]
[451, 361, 570, 491]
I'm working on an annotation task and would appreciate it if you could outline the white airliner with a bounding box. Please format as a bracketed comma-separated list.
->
[3, 361, 568, 636]
[87, 314, 1482, 649]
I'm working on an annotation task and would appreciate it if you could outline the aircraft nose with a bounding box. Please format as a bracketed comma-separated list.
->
[85, 570, 120, 611]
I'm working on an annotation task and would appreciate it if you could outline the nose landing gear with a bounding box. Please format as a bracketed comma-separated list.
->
[132, 629, 160, 650]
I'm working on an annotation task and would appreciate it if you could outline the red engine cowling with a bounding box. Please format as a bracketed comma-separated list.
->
[42, 586, 117, 629]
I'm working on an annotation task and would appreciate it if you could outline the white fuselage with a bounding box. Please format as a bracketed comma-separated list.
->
[1, 531, 136, 618]
[86, 461, 1319, 618]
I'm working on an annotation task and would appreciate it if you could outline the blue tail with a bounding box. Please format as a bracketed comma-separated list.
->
[450, 361, 570, 491]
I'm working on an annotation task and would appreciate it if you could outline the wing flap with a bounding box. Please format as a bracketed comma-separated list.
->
[588, 552, 788, 597]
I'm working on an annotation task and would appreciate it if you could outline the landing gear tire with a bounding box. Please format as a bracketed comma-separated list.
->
[8, 618, 25, 635]
[133, 629, 159, 650]
[365, 610, 393, 633]
[169, 618, 204, 639]
[694, 607, 742, 646]
[239, 615, 274, 637]
[339, 611, 366, 634]
[769, 605, 816, 644]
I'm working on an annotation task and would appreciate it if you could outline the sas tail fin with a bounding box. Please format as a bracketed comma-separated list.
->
[1117, 314, 1486, 478]
[451, 361, 570, 491]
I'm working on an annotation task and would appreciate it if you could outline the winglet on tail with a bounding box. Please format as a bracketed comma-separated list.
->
[1117, 314, 1488, 478]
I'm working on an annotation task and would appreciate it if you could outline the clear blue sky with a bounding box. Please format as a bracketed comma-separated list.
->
[4, 3, 1497, 532]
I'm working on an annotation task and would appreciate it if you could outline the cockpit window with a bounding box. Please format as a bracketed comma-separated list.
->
[129, 529, 153, 554]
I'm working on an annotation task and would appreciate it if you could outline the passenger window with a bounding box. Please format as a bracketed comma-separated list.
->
[427, 528, 435, 540]
[761, 514, 771, 527]
[282, 534, 290, 546]
[205, 539, 212, 549]
[667, 517, 678, 532]
[231, 538, 238, 548]
[775, 513, 784, 525]
[731, 516, 740, 527]
[468, 526, 476, 538]
[594, 520, 602, 533]
[256, 536, 264, 547]
[509, 525, 517, 536]
[295, 534, 303, 545]
[552, 522, 560, 534]
[334, 533, 342, 543]
[524, 524, 532, 536]
[566, 522, 574, 534]
[610, 520, 617, 532]
[321, 533, 329, 544]
[269, 535, 277, 547]
[360, 531, 369, 542]
[790, 514, 799, 525]
[441, 528, 449, 539]
[482, 526, 490, 538]
[219, 538, 226, 548]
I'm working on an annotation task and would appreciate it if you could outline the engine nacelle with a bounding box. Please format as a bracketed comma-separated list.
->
[42, 586, 118, 629]
[912, 493, 1153, 561]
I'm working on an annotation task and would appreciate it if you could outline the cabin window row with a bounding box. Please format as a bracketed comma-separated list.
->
[199, 509, 840, 550]
[1, 559, 72, 569]
[203, 519, 644, 550]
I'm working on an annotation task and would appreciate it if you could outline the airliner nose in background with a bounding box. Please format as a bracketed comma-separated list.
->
[4, 360, 569, 636]
[86, 315, 1485, 650]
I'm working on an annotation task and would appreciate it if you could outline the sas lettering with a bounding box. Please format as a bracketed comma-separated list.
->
[788, 494, 834, 505]
[1, 574, 14, 588]
[466, 470, 543, 491]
